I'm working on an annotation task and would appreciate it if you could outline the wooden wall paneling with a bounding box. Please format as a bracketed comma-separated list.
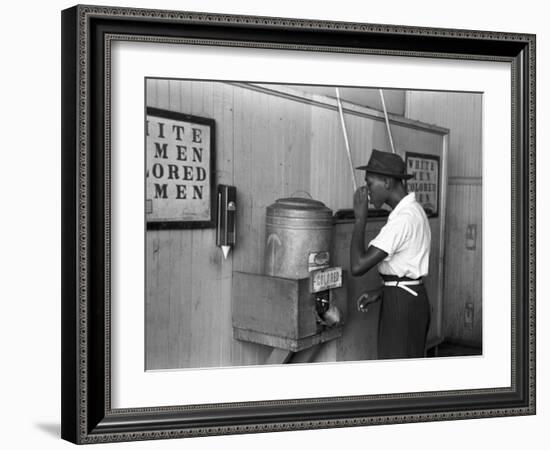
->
[237, 85, 269, 366]
[247, 87, 268, 275]
[333, 106, 354, 209]
[253, 88, 305, 365]
[328, 107, 342, 209]
[472, 94, 483, 176]
[283, 95, 311, 198]
[231, 84, 251, 276]
[300, 100, 313, 194]
[166, 79, 189, 369]
[168, 78, 182, 111]
[460, 184, 475, 344]
[145, 79, 220, 369]
[309, 103, 331, 206]
[144, 79, 157, 368]
[465, 184, 483, 344]
[145, 232, 162, 369]
[202, 81, 222, 367]
[343, 112, 358, 207]
[274, 96, 286, 198]
[267, 92, 284, 204]
[166, 229, 186, 367]
[458, 184, 482, 345]
[406, 91, 483, 346]
[145, 79, 180, 370]
[442, 184, 482, 345]
[237, 87, 316, 365]
[406, 91, 482, 178]
[175, 80, 197, 367]
[334, 105, 345, 208]
[451, 93, 482, 178]
[232, 86, 259, 277]
[472, 184, 483, 344]
[197, 80, 223, 367]
[185, 81, 220, 368]
[149, 231, 175, 369]
[215, 82, 235, 367]
[444, 184, 471, 340]
[228, 83, 248, 365]
[326, 105, 339, 208]
[442, 184, 461, 339]
[372, 118, 392, 154]
[231, 87, 269, 365]
[270, 93, 285, 197]
[349, 112, 374, 198]
[307, 102, 340, 363]
[229, 85, 269, 369]
[155, 78, 170, 109]
[145, 77, 156, 107]
[308, 97, 374, 212]
[334, 112, 356, 208]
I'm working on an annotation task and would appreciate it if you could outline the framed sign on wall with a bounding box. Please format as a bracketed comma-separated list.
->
[406, 152, 440, 218]
[146, 107, 216, 229]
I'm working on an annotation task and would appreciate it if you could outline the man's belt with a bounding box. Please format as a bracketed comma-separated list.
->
[383, 279, 422, 297]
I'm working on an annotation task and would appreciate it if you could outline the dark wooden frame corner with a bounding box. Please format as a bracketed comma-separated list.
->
[61, 4, 536, 444]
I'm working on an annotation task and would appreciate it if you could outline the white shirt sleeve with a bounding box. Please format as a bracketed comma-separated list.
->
[368, 215, 412, 258]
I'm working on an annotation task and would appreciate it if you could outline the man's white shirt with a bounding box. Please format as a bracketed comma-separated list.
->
[369, 192, 431, 279]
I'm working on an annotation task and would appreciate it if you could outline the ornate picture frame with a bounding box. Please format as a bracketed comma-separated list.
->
[61, 5, 535, 444]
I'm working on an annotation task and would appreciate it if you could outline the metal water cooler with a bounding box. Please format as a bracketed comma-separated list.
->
[232, 197, 347, 357]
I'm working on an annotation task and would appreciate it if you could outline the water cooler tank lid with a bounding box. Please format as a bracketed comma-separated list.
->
[268, 197, 332, 212]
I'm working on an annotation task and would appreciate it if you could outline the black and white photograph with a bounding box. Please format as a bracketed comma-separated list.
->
[144, 79, 483, 370]
[3, 0, 548, 445]
[53, 1, 539, 447]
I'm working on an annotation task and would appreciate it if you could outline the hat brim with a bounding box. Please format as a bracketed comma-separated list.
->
[356, 165, 414, 180]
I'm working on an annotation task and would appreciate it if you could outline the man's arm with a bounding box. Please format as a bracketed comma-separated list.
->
[350, 186, 388, 277]
[350, 227, 388, 276]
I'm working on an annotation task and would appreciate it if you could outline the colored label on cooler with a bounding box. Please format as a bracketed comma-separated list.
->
[311, 267, 342, 293]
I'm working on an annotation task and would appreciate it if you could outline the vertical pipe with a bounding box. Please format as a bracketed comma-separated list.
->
[335, 88, 357, 192]
[379, 89, 396, 154]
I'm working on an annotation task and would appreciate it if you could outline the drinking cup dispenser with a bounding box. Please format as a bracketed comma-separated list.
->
[216, 184, 236, 259]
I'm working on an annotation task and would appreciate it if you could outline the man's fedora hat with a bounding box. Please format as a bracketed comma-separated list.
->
[356, 149, 414, 180]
